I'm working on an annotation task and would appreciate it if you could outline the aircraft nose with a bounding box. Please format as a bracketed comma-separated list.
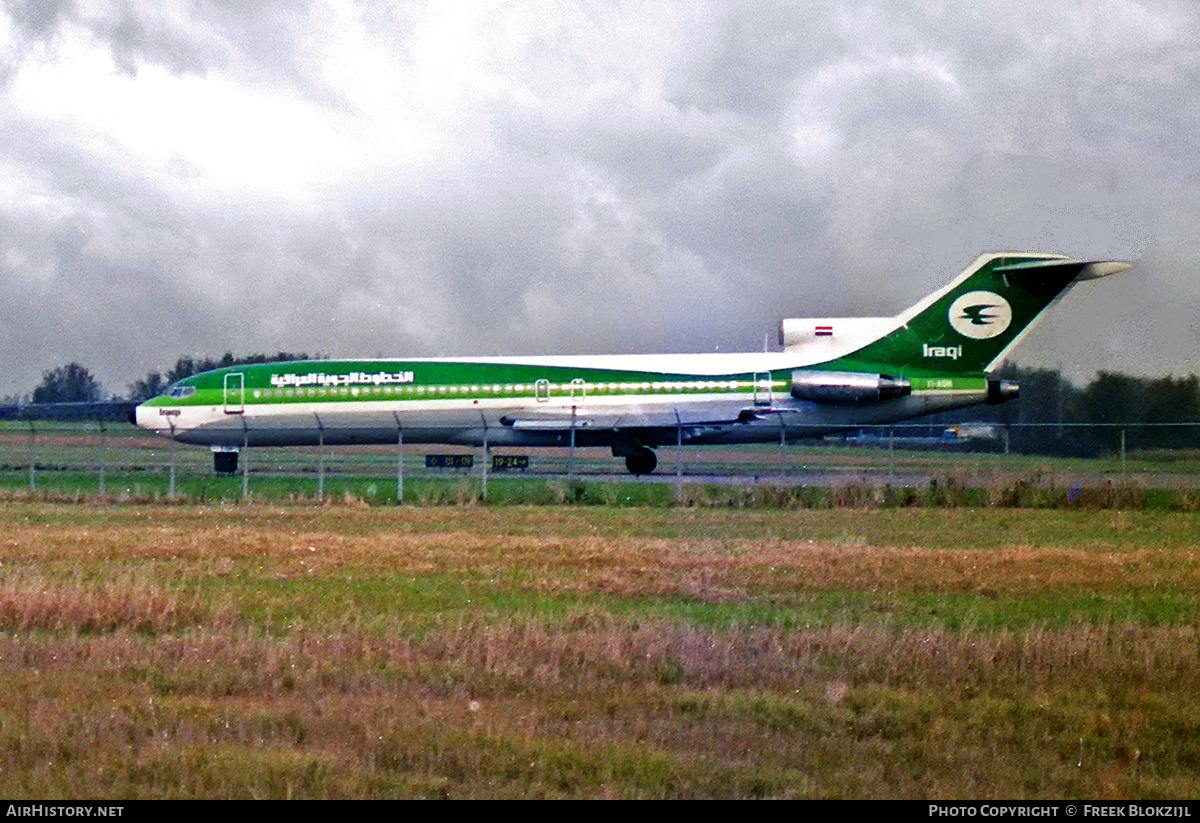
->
[127, 404, 138, 426]
[131, 403, 156, 431]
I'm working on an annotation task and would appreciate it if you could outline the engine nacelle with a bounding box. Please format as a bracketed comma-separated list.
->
[790, 370, 911, 404]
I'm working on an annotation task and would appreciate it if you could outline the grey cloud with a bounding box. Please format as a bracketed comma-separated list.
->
[96, 4, 230, 78]
[0, 0, 1197, 396]
[5, 0, 75, 41]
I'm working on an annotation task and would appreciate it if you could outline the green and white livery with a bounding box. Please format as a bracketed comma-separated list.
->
[135, 253, 1130, 475]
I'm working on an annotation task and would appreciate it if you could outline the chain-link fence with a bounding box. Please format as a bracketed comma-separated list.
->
[2, 420, 1199, 505]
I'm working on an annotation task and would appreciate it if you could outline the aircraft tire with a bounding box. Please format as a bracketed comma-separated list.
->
[213, 451, 239, 475]
[624, 448, 657, 476]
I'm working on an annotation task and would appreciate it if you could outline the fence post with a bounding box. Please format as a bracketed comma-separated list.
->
[480, 415, 489, 503]
[97, 419, 107, 498]
[169, 427, 177, 501]
[779, 419, 787, 478]
[314, 414, 325, 502]
[241, 430, 250, 500]
[28, 420, 35, 494]
[568, 406, 576, 484]
[1120, 428, 1127, 488]
[675, 410, 683, 484]
[394, 413, 403, 505]
[888, 427, 895, 485]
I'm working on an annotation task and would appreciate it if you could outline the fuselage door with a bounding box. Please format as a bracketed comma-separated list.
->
[570, 378, 585, 404]
[535, 379, 551, 402]
[753, 372, 773, 407]
[224, 373, 245, 415]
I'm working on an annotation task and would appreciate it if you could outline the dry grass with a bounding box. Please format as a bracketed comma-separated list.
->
[0, 572, 207, 632]
[2, 616, 1199, 798]
[1, 501, 1200, 798]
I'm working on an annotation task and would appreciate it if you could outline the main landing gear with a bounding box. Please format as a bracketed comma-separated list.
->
[624, 447, 658, 476]
[212, 448, 239, 475]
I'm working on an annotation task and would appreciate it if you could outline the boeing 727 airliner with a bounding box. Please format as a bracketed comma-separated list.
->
[134, 253, 1130, 474]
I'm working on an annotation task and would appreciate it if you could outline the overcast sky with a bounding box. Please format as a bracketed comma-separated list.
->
[1, 0, 1196, 397]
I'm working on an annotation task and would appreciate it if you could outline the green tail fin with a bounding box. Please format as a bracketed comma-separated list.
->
[831, 253, 1130, 375]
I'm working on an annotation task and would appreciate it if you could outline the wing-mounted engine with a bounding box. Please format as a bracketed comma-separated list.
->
[790, 370, 911, 404]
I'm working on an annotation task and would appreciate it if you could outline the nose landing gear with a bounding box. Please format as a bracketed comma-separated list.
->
[212, 448, 239, 475]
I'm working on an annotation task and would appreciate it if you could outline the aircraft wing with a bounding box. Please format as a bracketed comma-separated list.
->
[500, 405, 748, 432]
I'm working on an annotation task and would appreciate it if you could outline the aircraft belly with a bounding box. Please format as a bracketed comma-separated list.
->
[171, 402, 578, 448]
[778, 394, 978, 430]
[162, 391, 988, 449]
[689, 393, 986, 445]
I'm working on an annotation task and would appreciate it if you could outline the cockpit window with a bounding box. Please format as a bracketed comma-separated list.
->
[164, 384, 196, 399]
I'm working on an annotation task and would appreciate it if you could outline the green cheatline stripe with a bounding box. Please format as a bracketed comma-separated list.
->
[142, 358, 993, 409]
[144, 360, 799, 407]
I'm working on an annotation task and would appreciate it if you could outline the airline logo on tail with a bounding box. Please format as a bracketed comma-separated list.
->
[949, 291, 1011, 339]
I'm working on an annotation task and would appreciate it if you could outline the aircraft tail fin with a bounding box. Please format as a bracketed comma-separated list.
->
[831, 253, 1131, 375]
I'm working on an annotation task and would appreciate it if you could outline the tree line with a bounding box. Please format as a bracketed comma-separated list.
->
[937, 364, 1200, 455]
[125, 352, 317, 402]
[28, 353, 316, 405]
[20, 357, 1200, 456]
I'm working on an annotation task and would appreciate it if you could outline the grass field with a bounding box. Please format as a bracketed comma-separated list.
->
[1, 499, 1199, 798]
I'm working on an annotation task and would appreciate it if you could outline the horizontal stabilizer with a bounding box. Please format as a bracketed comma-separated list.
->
[1079, 261, 1133, 280]
[993, 258, 1133, 280]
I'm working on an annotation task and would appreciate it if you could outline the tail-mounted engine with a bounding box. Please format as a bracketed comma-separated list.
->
[985, 379, 1020, 405]
[790, 370, 911, 404]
